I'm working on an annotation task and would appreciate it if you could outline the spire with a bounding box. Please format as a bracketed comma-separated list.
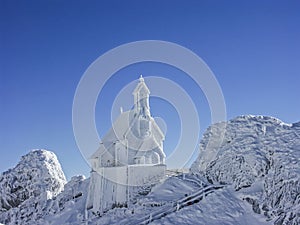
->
[133, 75, 150, 117]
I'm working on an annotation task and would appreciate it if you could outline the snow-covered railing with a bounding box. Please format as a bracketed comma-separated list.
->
[132, 184, 224, 225]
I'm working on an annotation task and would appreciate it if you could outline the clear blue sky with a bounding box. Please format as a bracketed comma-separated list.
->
[1, 0, 299, 180]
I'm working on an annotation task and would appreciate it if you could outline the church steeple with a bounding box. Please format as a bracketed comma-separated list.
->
[133, 75, 150, 117]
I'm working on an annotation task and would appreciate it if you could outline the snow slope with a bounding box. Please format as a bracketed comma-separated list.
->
[151, 186, 270, 225]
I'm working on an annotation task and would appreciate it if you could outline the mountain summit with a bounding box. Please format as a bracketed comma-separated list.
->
[0, 116, 299, 224]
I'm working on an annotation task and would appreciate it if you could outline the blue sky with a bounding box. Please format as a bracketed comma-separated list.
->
[1, 0, 300, 179]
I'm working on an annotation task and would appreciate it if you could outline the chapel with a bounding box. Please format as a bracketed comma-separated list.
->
[86, 76, 166, 213]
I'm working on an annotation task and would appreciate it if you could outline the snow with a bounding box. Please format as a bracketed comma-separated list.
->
[151, 186, 270, 225]
[0, 149, 67, 224]
[43, 175, 88, 225]
[0, 115, 299, 225]
[191, 115, 300, 224]
[0, 149, 66, 211]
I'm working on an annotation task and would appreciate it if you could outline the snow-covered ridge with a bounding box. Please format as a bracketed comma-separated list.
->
[191, 115, 300, 224]
[234, 115, 292, 126]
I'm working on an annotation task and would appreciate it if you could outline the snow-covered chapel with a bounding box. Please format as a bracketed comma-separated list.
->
[87, 76, 166, 213]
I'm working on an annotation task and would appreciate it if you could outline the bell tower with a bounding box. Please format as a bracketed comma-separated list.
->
[133, 75, 150, 118]
[132, 75, 151, 137]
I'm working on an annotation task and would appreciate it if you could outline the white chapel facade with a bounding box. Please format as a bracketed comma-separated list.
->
[87, 76, 166, 213]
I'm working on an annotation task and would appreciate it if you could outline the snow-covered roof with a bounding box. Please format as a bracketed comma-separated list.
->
[91, 109, 165, 159]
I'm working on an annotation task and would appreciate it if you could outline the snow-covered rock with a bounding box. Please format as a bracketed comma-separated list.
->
[42, 175, 89, 225]
[0, 149, 67, 224]
[0, 149, 66, 211]
[191, 115, 300, 224]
